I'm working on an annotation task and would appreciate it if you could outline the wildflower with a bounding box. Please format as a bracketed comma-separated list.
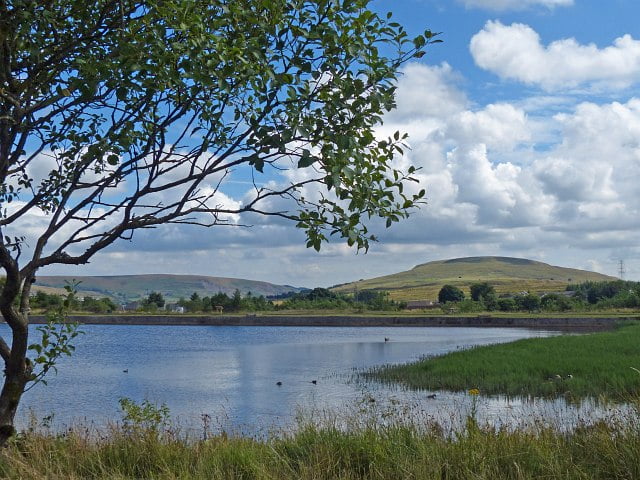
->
[468, 388, 480, 396]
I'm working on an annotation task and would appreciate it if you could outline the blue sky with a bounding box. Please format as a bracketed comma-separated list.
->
[40, 0, 640, 287]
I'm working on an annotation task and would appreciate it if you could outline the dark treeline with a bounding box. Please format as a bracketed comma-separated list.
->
[277, 287, 404, 311]
[568, 280, 640, 307]
[174, 290, 272, 313]
[29, 280, 638, 315]
[31, 291, 118, 313]
[27, 287, 403, 314]
[174, 287, 403, 312]
[438, 280, 640, 313]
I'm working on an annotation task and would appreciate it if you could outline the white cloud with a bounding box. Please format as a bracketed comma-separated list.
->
[458, 0, 573, 11]
[388, 63, 468, 121]
[470, 21, 640, 90]
[448, 103, 531, 150]
[535, 99, 640, 204]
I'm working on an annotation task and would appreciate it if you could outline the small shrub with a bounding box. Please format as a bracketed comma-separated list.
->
[118, 398, 170, 435]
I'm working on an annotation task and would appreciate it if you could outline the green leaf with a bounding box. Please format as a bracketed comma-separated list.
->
[249, 155, 265, 173]
[116, 87, 128, 100]
[297, 150, 315, 168]
[413, 35, 426, 49]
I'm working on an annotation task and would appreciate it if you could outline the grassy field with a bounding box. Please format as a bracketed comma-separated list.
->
[378, 279, 582, 302]
[334, 256, 615, 301]
[1, 413, 640, 479]
[380, 278, 617, 302]
[368, 322, 640, 400]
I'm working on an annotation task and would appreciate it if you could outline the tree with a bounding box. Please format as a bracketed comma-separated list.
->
[230, 289, 242, 312]
[540, 293, 572, 312]
[497, 297, 516, 312]
[438, 285, 465, 303]
[470, 282, 495, 302]
[201, 296, 212, 312]
[143, 291, 165, 309]
[82, 296, 118, 313]
[188, 292, 203, 312]
[0, 0, 437, 443]
[515, 294, 541, 312]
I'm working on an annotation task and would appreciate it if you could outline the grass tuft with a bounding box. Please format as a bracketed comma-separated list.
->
[1, 412, 640, 479]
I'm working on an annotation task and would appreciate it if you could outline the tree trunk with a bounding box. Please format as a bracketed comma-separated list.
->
[0, 270, 31, 447]
[0, 362, 29, 444]
[0, 325, 30, 445]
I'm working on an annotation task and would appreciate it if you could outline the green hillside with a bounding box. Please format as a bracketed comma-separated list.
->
[333, 256, 617, 301]
[34, 274, 302, 302]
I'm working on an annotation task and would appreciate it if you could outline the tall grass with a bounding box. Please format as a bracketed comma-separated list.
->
[368, 322, 640, 400]
[1, 411, 639, 479]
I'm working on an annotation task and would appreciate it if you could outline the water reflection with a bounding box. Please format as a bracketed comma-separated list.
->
[0, 324, 613, 433]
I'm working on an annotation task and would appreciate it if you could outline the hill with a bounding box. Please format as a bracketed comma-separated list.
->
[332, 256, 617, 301]
[34, 274, 302, 302]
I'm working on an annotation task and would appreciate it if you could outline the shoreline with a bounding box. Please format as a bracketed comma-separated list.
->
[27, 314, 638, 329]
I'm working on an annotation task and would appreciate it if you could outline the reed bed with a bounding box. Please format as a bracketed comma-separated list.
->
[368, 322, 640, 400]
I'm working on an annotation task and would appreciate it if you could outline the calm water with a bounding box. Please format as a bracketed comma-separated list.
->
[0, 324, 617, 433]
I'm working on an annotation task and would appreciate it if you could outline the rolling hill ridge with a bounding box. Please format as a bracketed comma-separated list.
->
[34, 274, 302, 302]
[333, 256, 617, 301]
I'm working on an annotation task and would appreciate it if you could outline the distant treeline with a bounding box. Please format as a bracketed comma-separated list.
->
[31, 290, 119, 313]
[174, 291, 269, 313]
[276, 287, 403, 311]
[568, 280, 640, 307]
[437, 280, 640, 313]
[29, 287, 403, 313]
[28, 280, 639, 314]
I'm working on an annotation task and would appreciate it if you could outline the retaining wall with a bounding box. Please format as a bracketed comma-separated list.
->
[26, 314, 639, 329]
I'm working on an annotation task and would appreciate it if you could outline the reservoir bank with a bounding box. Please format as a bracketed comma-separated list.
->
[29, 314, 637, 329]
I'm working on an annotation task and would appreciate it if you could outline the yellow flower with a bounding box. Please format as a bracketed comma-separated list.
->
[468, 388, 480, 396]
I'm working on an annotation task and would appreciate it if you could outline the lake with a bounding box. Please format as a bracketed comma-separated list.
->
[0, 324, 620, 435]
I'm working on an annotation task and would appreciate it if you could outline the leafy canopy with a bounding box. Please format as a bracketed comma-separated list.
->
[438, 285, 465, 303]
[469, 282, 495, 302]
[0, 0, 439, 279]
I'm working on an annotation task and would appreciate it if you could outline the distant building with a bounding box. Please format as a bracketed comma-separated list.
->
[165, 303, 185, 314]
[405, 300, 439, 310]
[541, 291, 575, 298]
[122, 301, 141, 311]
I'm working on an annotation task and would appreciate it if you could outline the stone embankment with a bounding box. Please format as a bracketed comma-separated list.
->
[27, 314, 638, 329]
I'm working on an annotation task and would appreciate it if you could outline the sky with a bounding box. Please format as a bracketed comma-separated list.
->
[44, 0, 640, 286]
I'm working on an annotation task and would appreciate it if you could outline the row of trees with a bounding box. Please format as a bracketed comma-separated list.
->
[30, 291, 118, 313]
[437, 280, 640, 313]
[33, 279, 640, 316]
[277, 287, 403, 311]
[569, 280, 640, 307]
[135, 290, 268, 313]
[176, 291, 272, 313]
[145, 287, 403, 312]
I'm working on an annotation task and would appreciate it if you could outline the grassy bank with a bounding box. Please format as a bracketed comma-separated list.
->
[1, 416, 640, 479]
[368, 322, 640, 400]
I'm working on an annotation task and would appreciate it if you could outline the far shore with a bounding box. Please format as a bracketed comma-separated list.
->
[25, 314, 638, 329]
